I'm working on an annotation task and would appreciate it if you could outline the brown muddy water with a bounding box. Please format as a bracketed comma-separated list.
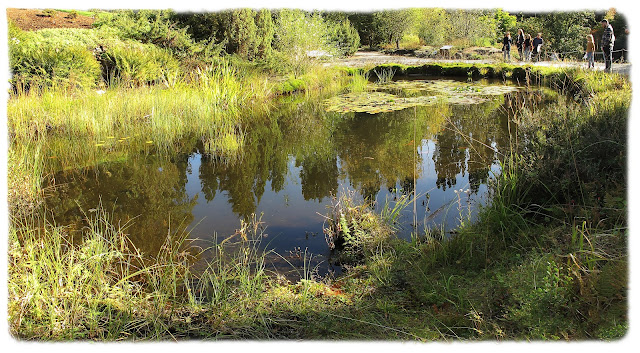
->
[41, 78, 555, 278]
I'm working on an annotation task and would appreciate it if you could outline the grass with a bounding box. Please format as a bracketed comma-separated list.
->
[7, 61, 357, 217]
[8, 206, 271, 340]
[7, 54, 628, 340]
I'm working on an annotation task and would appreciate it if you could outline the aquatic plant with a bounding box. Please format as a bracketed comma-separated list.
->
[324, 80, 518, 114]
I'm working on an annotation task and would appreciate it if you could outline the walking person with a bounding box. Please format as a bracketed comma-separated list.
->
[601, 19, 615, 73]
[532, 33, 544, 61]
[586, 34, 596, 69]
[523, 34, 533, 61]
[516, 29, 525, 61]
[502, 32, 512, 62]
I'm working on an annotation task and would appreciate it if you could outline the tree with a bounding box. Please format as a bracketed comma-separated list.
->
[272, 9, 333, 75]
[517, 15, 544, 41]
[540, 11, 595, 59]
[327, 19, 360, 56]
[494, 9, 517, 38]
[228, 8, 258, 60]
[415, 8, 449, 46]
[348, 13, 377, 48]
[255, 9, 275, 60]
[372, 9, 417, 49]
[447, 9, 496, 46]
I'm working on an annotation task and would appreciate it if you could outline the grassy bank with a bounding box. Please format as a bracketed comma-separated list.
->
[7, 62, 353, 217]
[8, 63, 629, 340]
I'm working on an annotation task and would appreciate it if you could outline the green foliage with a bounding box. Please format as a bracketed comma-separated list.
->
[9, 26, 102, 91]
[272, 9, 333, 75]
[255, 9, 275, 60]
[228, 8, 258, 60]
[100, 40, 180, 86]
[324, 192, 393, 264]
[68, 10, 79, 19]
[372, 9, 418, 49]
[499, 257, 578, 339]
[92, 10, 199, 58]
[327, 19, 360, 56]
[415, 8, 448, 46]
[494, 9, 517, 38]
[348, 13, 377, 48]
[274, 76, 307, 95]
[539, 12, 595, 58]
[447, 9, 497, 46]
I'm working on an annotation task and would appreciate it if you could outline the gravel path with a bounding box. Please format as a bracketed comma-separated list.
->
[331, 51, 631, 76]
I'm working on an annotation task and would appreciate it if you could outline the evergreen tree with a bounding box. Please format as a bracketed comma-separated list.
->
[229, 8, 258, 60]
[255, 9, 274, 60]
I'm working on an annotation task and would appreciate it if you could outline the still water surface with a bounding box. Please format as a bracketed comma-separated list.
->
[43, 79, 552, 276]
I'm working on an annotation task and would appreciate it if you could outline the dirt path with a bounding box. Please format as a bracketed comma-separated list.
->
[332, 51, 631, 76]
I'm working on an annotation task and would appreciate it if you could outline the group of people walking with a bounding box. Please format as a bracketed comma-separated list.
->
[502, 29, 544, 61]
[502, 30, 544, 62]
[500, 19, 616, 73]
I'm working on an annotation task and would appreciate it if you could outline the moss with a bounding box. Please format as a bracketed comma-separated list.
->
[274, 76, 307, 95]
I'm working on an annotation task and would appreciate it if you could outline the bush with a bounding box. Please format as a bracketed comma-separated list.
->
[9, 26, 101, 91]
[274, 76, 306, 95]
[271, 9, 335, 75]
[99, 41, 180, 86]
[41, 9, 55, 17]
[92, 10, 200, 59]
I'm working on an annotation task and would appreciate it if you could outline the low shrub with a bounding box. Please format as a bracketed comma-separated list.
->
[99, 41, 180, 87]
[9, 25, 102, 92]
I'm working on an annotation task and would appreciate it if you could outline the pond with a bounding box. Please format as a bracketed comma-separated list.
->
[41, 77, 555, 278]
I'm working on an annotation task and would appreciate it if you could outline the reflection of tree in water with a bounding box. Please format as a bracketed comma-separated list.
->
[333, 106, 441, 200]
[297, 155, 339, 202]
[43, 153, 197, 256]
[197, 98, 337, 217]
[432, 99, 508, 192]
[502, 89, 555, 119]
[197, 125, 289, 218]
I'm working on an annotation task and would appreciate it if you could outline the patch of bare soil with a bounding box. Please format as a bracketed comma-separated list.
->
[7, 8, 95, 31]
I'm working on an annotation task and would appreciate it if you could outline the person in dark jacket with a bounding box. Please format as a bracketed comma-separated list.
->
[502, 32, 512, 62]
[523, 34, 533, 61]
[601, 19, 615, 73]
[532, 33, 544, 61]
[516, 29, 525, 61]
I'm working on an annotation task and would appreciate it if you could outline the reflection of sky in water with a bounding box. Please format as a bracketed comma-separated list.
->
[44, 82, 551, 277]
[183, 136, 500, 261]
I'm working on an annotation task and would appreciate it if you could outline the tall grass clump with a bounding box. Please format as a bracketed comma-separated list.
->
[100, 41, 180, 87]
[7, 141, 45, 217]
[9, 209, 147, 339]
[8, 206, 271, 340]
[323, 191, 395, 265]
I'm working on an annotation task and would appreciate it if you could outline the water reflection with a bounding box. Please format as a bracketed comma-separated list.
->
[42, 82, 553, 275]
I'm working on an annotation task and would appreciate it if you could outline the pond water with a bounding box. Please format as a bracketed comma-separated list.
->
[42, 78, 554, 277]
